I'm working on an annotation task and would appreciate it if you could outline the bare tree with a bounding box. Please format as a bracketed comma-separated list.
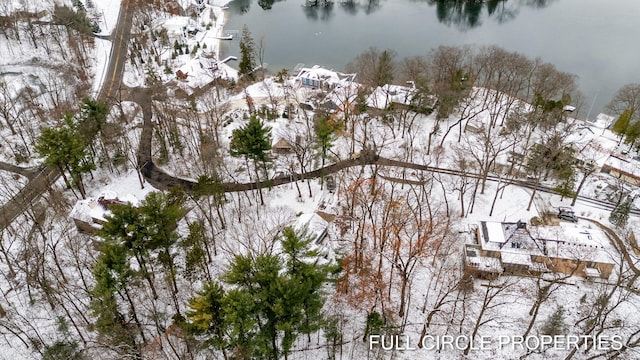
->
[464, 278, 519, 355]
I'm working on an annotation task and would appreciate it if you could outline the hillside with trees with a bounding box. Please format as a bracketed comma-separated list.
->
[1, 1, 640, 359]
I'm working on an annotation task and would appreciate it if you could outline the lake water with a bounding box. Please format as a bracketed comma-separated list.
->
[220, 0, 640, 117]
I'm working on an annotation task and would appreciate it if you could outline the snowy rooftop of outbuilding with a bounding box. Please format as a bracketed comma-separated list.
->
[69, 192, 140, 226]
[501, 251, 533, 266]
[568, 122, 621, 168]
[294, 212, 330, 244]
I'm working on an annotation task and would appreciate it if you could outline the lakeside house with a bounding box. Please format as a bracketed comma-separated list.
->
[464, 220, 616, 280]
[294, 65, 356, 91]
[366, 83, 437, 113]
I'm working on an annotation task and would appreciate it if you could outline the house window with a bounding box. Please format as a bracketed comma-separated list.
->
[588, 262, 597, 268]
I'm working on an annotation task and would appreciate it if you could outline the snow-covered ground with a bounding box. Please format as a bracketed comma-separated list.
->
[3, 0, 640, 358]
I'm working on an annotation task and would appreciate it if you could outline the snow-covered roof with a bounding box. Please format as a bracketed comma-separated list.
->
[568, 124, 620, 168]
[366, 84, 416, 110]
[589, 113, 615, 129]
[603, 155, 640, 179]
[294, 213, 329, 244]
[464, 245, 503, 272]
[295, 65, 356, 87]
[484, 221, 507, 244]
[272, 138, 293, 150]
[157, 16, 196, 37]
[501, 251, 532, 266]
[69, 192, 140, 228]
[584, 267, 601, 277]
[69, 199, 109, 224]
[479, 221, 615, 265]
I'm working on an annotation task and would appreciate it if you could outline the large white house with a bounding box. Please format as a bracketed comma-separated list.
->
[294, 65, 356, 90]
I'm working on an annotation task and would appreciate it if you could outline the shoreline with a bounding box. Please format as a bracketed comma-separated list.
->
[213, 0, 233, 62]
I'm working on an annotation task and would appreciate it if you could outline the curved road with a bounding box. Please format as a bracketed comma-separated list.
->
[0, 0, 134, 231]
[1, 0, 638, 231]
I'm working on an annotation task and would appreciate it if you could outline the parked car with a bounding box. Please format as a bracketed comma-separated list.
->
[326, 176, 336, 192]
[558, 212, 578, 223]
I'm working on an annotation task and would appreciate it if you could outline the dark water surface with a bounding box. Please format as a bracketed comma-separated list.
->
[221, 0, 640, 116]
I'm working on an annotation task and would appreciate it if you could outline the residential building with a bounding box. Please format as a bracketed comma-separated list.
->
[601, 155, 640, 185]
[294, 65, 356, 91]
[365, 84, 437, 113]
[464, 220, 616, 280]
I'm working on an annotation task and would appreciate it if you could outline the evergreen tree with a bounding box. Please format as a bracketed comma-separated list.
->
[612, 108, 633, 139]
[229, 116, 272, 205]
[374, 49, 395, 87]
[35, 114, 95, 198]
[363, 311, 385, 341]
[140, 191, 187, 314]
[280, 227, 330, 354]
[238, 25, 256, 79]
[78, 97, 108, 138]
[90, 240, 141, 356]
[99, 201, 158, 298]
[223, 253, 282, 359]
[314, 113, 336, 169]
[541, 306, 566, 336]
[186, 227, 331, 359]
[186, 282, 228, 355]
[181, 222, 209, 280]
[99, 191, 186, 303]
[624, 120, 640, 148]
[554, 165, 576, 200]
[42, 340, 83, 360]
[609, 198, 632, 228]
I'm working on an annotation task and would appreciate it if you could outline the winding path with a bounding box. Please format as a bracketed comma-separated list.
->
[0, 0, 134, 231]
[1, 0, 638, 233]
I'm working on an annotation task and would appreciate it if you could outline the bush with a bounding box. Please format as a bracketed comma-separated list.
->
[42, 341, 83, 360]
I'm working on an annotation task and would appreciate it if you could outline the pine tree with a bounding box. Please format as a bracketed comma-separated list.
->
[541, 306, 566, 336]
[42, 341, 83, 360]
[612, 108, 633, 139]
[238, 25, 256, 79]
[554, 165, 576, 200]
[181, 222, 209, 280]
[186, 227, 331, 359]
[229, 116, 272, 205]
[35, 114, 95, 198]
[142, 191, 186, 306]
[90, 240, 141, 355]
[78, 97, 108, 137]
[609, 198, 632, 228]
[280, 227, 330, 355]
[624, 120, 640, 148]
[314, 113, 336, 169]
[186, 282, 228, 354]
[99, 202, 158, 298]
